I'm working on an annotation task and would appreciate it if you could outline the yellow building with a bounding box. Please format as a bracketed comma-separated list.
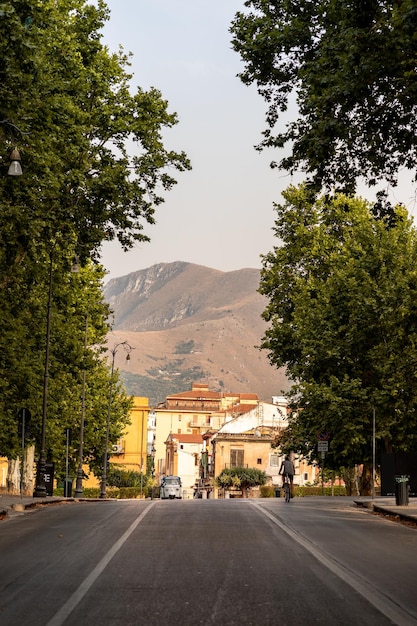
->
[0, 457, 7, 491]
[83, 395, 151, 488]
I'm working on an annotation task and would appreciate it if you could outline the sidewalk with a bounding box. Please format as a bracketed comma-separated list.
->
[354, 496, 417, 524]
[0, 494, 81, 520]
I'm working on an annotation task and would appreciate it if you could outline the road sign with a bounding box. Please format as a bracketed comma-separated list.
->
[318, 441, 328, 452]
[317, 431, 330, 441]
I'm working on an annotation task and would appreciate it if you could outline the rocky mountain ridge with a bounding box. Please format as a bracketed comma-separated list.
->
[104, 262, 289, 405]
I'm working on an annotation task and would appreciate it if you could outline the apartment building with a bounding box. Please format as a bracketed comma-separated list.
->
[153, 383, 260, 481]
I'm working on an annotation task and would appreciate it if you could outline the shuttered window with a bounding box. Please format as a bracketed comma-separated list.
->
[230, 449, 244, 467]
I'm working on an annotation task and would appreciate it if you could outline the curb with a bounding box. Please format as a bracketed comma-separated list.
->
[354, 499, 417, 525]
[0, 497, 124, 520]
[0, 497, 69, 519]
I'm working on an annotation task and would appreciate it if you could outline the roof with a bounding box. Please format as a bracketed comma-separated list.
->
[167, 433, 204, 444]
[227, 403, 258, 415]
[238, 393, 259, 401]
[166, 389, 222, 400]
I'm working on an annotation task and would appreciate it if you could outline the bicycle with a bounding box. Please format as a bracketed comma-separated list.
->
[282, 474, 292, 502]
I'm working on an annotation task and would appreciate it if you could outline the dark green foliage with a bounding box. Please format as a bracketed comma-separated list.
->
[0, 1, 189, 477]
[231, 1, 417, 193]
[216, 467, 267, 496]
[260, 186, 417, 479]
[174, 340, 196, 354]
[107, 467, 147, 489]
[120, 363, 207, 406]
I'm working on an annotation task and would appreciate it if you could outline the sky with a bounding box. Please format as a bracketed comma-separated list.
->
[99, 1, 417, 282]
[99, 0, 295, 281]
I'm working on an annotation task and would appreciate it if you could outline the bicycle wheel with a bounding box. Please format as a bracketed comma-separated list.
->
[284, 483, 291, 502]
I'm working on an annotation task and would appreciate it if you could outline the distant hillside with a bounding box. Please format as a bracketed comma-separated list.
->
[104, 262, 290, 405]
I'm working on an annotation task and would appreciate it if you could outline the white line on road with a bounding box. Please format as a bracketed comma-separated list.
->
[251, 501, 417, 626]
[45, 501, 157, 626]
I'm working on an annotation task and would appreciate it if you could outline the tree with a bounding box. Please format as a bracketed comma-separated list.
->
[1, 0, 190, 266]
[216, 467, 267, 497]
[1, 259, 133, 491]
[0, 0, 190, 485]
[259, 186, 417, 493]
[230, 1, 417, 195]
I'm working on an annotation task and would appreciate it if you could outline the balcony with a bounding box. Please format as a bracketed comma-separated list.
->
[224, 464, 249, 469]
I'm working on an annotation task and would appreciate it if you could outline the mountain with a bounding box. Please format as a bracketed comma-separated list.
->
[103, 262, 290, 405]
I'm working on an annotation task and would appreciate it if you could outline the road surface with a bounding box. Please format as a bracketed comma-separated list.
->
[0, 497, 416, 625]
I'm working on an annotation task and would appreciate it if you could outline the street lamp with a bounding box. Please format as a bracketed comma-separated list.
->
[8, 147, 23, 176]
[33, 248, 79, 498]
[74, 315, 88, 498]
[33, 252, 54, 498]
[99, 341, 132, 499]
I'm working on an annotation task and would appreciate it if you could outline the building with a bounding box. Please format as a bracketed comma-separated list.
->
[202, 397, 316, 497]
[164, 433, 204, 498]
[83, 395, 151, 489]
[155, 384, 317, 498]
[153, 383, 260, 481]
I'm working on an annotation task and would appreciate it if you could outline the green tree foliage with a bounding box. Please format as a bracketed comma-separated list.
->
[230, 1, 417, 193]
[216, 467, 267, 497]
[1, 0, 190, 261]
[260, 186, 417, 491]
[106, 467, 147, 489]
[0, 259, 132, 479]
[0, 1, 190, 476]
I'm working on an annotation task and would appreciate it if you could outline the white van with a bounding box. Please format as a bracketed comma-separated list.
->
[160, 476, 182, 499]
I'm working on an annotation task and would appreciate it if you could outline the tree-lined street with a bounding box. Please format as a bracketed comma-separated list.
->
[0, 498, 416, 625]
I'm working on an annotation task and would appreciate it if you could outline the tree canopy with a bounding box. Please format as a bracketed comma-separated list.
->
[230, 1, 417, 194]
[216, 467, 267, 497]
[0, 0, 190, 485]
[260, 186, 417, 486]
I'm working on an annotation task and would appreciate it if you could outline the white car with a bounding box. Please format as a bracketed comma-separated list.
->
[160, 476, 182, 499]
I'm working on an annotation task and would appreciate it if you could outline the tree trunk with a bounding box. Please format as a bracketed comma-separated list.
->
[7, 458, 20, 494]
[342, 467, 355, 496]
[360, 462, 373, 496]
[23, 446, 35, 495]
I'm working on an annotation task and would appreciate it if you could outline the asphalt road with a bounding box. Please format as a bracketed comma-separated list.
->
[0, 498, 416, 626]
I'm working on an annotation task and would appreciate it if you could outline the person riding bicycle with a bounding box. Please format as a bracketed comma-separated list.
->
[279, 455, 295, 497]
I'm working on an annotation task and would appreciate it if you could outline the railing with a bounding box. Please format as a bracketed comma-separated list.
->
[224, 464, 249, 469]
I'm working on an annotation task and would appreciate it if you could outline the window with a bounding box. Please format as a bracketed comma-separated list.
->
[270, 454, 280, 467]
[230, 449, 244, 468]
[257, 458, 262, 465]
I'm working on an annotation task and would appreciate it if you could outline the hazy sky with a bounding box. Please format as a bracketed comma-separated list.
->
[99, 0, 295, 281]
[99, 1, 417, 282]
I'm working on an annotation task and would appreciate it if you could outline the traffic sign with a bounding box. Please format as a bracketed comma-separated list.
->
[318, 441, 328, 452]
[317, 431, 330, 441]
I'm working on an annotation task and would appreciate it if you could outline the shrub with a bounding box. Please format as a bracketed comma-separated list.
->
[260, 485, 276, 498]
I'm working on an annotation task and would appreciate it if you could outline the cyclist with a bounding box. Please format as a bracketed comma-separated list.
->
[279, 455, 295, 497]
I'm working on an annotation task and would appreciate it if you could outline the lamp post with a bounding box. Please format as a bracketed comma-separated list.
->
[74, 315, 88, 498]
[33, 252, 54, 497]
[100, 341, 132, 499]
[150, 442, 156, 499]
[372, 407, 376, 500]
[33, 248, 79, 498]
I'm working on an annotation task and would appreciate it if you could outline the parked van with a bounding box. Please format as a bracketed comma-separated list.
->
[160, 476, 182, 499]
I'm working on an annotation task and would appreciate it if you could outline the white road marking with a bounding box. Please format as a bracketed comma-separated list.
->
[251, 501, 417, 626]
[46, 502, 157, 626]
